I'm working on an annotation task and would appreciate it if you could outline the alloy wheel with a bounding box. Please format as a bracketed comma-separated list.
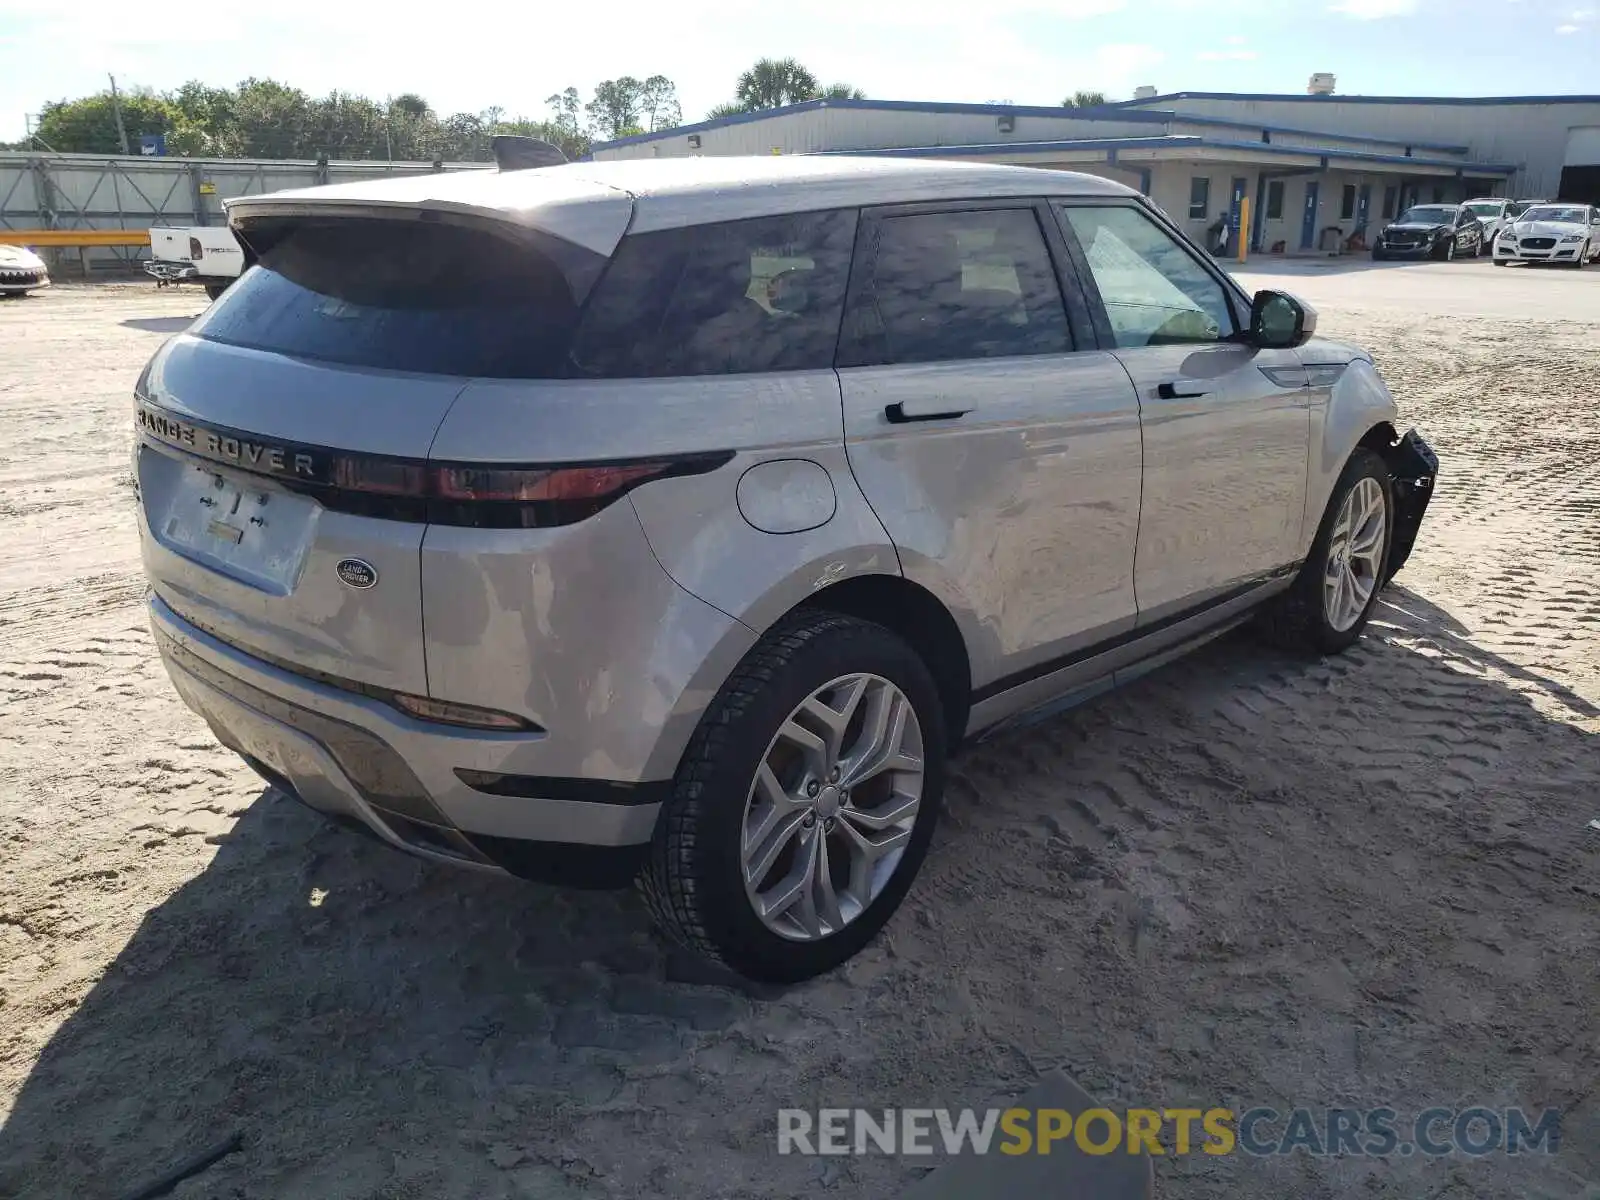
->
[1323, 476, 1388, 633]
[740, 673, 924, 942]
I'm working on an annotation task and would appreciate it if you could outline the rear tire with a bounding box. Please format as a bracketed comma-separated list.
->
[1256, 448, 1394, 656]
[204, 281, 230, 300]
[639, 611, 946, 983]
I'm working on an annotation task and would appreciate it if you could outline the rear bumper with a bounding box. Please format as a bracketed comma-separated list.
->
[150, 593, 662, 884]
[145, 259, 200, 282]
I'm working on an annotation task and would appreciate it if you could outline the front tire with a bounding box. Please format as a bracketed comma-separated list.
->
[1256, 448, 1394, 656]
[1574, 243, 1589, 269]
[640, 611, 946, 983]
[204, 281, 230, 300]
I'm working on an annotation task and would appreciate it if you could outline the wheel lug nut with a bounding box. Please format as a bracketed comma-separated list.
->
[829, 766, 841, 782]
[803, 812, 817, 827]
[824, 817, 834, 831]
[807, 781, 820, 798]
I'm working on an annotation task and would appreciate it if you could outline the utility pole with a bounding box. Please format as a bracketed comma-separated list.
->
[107, 73, 130, 154]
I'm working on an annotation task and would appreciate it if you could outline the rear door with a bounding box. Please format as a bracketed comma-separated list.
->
[136, 211, 611, 694]
[836, 200, 1144, 700]
[1052, 200, 1310, 623]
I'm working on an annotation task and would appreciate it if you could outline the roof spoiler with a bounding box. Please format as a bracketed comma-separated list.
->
[491, 135, 568, 171]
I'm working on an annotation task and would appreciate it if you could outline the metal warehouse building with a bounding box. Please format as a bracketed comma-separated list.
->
[592, 88, 1600, 257]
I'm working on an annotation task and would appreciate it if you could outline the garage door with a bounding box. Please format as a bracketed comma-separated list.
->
[1560, 127, 1600, 203]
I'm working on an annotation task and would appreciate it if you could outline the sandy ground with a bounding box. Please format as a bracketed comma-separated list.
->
[0, 268, 1597, 1200]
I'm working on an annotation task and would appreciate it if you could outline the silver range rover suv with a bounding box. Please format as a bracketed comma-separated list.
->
[134, 156, 1437, 982]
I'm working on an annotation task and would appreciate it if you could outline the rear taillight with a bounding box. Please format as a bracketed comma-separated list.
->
[133, 401, 731, 528]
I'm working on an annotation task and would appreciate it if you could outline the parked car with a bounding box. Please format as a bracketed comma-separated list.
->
[1462, 197, 1520, 255]
[0, 244, 51, 295]
[133, 157, 1439, 981]
[1372, 204, 1483, 261]
[1492, 203, 1600, 268]
[145, 226, 245, 299]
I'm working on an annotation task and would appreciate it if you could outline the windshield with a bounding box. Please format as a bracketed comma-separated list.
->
[1396, 206, 1456, 225]
[1519, 206, 1587, 224]
[1465, 202, 1502, 218]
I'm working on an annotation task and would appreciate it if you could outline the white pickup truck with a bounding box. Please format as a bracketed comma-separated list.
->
[145, 226, 245, 299]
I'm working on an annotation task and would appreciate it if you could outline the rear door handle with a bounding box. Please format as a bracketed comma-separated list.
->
[1156, 381, 1212, 400]
[885, 401, 973, 424]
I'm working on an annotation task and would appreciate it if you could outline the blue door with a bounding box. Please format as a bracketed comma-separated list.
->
[1300, 182, 1320, 250]
[1356, 184, 1372, 235]
[1228, 176, 1248, 253]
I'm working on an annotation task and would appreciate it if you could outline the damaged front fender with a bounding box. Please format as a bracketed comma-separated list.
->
[1384, 429, 1439, 582]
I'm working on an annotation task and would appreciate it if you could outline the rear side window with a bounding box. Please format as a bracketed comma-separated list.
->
[570, 209, 857, 378]
[838, 208, 1072, 367]
[196, 218, 601, 378]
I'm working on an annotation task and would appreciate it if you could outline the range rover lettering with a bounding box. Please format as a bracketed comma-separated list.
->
[134, 156, 1438, 982]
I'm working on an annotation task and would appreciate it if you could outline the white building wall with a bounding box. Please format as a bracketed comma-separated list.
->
[593, 104, 1164, 160]
[1125, 97, 1600, 197]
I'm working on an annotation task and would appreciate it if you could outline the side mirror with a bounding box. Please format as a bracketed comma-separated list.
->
[1250, 289, 1316, 349]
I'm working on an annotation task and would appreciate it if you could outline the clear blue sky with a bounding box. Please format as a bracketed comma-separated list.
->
[1, 0, 1595, 141]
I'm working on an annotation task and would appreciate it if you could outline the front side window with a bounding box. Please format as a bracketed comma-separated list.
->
[1058, 205, 1236, 350]
[838, 208, 1072, 367]
[570, 208, 857, 378]
[1188, 177, 1210, 219]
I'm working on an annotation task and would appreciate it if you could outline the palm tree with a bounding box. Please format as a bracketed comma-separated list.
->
[1063, 90, 1109, 108]
[736, 58, 820, 110]
[820, 83, 866, 100]
[706, 101, 751, 120]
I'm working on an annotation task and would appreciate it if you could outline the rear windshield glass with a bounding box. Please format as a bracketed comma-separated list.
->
[194, 217, 599, 378]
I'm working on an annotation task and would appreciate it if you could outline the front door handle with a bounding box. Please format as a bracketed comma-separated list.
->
[885, 401, 973, 424]
[1157, 381, 1212, 400]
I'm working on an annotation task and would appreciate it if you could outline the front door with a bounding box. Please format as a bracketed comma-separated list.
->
[1228, 176, 1248, 255]
[1054, 201, 1311, 621]
[1300, 182, 1320, 250]
[836, 201, 1144, 696]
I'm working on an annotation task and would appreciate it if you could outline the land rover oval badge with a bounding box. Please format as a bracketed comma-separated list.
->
[336, 558, 378, 589]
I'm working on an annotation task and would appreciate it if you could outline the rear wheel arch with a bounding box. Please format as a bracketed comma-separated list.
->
[790, 574, 974, 747]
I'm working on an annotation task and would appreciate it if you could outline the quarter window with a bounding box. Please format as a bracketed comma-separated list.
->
[838, 208, 1072, 367]
[1058, 205, 1236, 350]
[569, 208, 857, 378]
[1188, 177, 1211, 219]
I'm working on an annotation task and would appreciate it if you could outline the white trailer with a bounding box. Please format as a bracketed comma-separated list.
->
[145, 226, 245, 299]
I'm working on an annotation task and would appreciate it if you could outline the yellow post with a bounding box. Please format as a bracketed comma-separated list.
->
[1237, 196, 1251, 264]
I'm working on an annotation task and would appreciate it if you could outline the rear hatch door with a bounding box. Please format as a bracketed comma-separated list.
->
[137, 188, 628, 695]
